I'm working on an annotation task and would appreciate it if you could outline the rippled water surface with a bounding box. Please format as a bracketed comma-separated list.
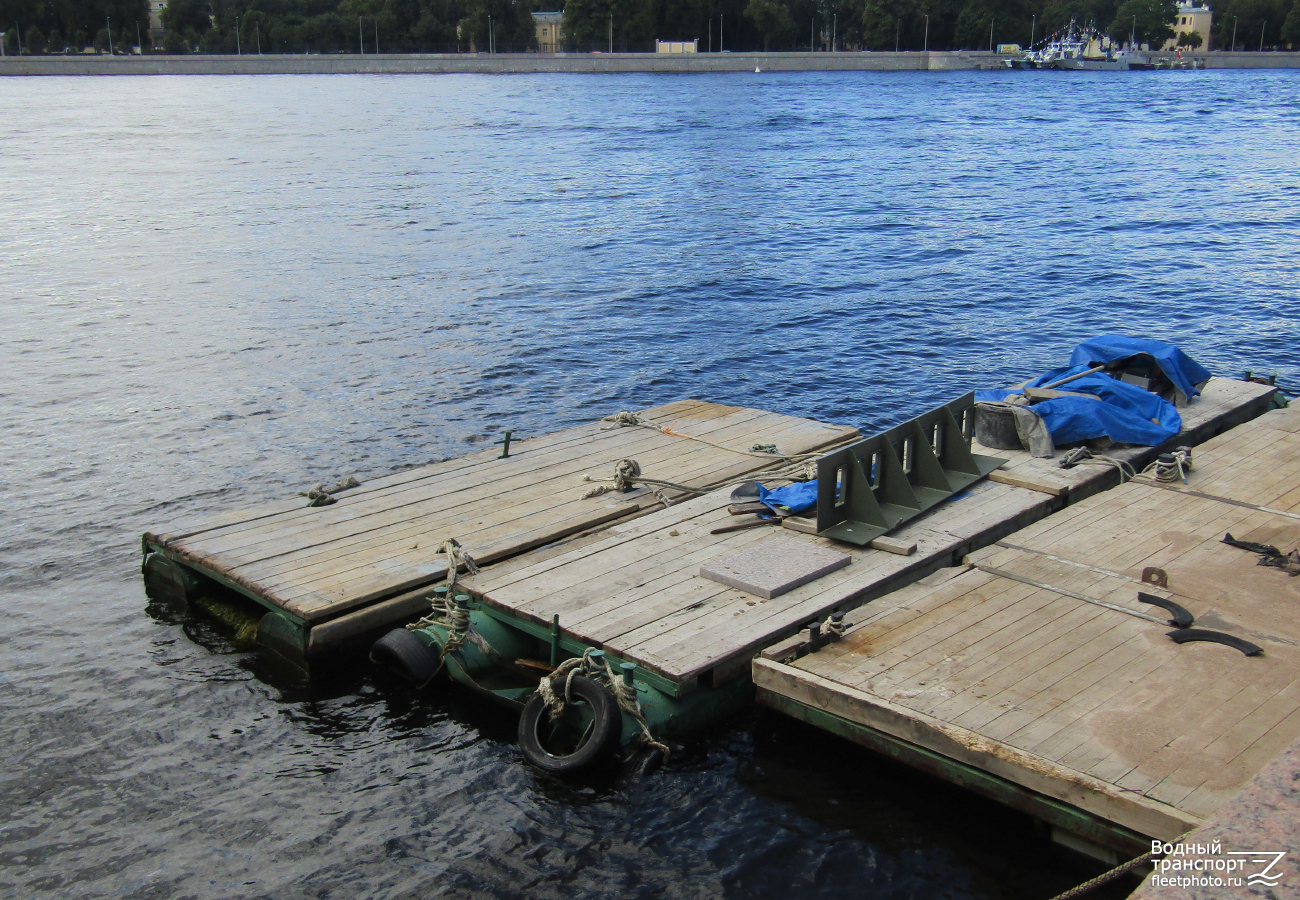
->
[2, 69, 1299, 899]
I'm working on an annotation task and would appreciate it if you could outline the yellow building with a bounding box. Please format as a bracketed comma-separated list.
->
[655, 40, 698, 53]
[534, 11, 563, 53]
[1165, 3, 1213, 50]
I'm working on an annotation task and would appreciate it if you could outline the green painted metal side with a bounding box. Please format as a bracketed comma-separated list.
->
[145, 542, 292, 618]
[143, 543, 312, 664]
[757, 688, 1152, 857]
[474, 602, 689, 698]
[413, 607, 754, 755]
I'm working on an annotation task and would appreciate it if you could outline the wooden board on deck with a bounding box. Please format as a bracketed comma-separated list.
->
[755, 429, 1300, 841]
[143, 400, 859, 622]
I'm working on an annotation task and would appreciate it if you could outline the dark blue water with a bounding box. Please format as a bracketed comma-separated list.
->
[2, 69, 1298, 899]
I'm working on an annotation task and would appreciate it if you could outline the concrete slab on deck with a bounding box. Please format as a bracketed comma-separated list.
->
[700, 535, 851, 599]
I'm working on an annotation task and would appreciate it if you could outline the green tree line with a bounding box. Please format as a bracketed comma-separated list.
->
[2, 0, 1296, 52]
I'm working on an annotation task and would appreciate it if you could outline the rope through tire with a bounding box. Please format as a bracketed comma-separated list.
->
[535, 648, 670, 761]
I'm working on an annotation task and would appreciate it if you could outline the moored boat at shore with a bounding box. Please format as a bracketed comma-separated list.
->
[1004, 19, 1152, 70]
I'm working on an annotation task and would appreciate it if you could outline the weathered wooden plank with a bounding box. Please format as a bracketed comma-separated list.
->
[753, 658, 1201, 841]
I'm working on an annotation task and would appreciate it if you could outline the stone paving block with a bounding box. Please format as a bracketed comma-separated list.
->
[699, 535, 851, 600]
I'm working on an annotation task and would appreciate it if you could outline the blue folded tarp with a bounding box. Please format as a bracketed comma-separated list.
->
[978, 366, 1183, 446]
[759, 480, 818, 516]
[1070, 335, 1212, 405]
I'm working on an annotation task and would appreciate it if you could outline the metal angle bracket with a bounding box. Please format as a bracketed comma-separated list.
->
[815, 393, 1005, 546]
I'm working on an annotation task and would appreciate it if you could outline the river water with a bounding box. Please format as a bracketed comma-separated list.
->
[2, 69, 1298, 899]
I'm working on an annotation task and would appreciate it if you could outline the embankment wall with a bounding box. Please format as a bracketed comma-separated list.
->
[1, 50, 1297, 76]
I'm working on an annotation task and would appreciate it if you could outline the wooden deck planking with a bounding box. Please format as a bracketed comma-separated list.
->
[460, 380, 1279, 687]
[146, 400, 859, 621]
[264, 409, 858, 617]
[172, 402, 800, 557]
[754, 408, 1300, 842]
[147, 398, 710, 544]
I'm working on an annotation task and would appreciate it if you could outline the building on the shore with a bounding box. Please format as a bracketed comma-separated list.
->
[655, 39, 698, 53]
[1164, 2, 1212, 50]
[148, 0, 165, 44]
[533, 12, 563, 53]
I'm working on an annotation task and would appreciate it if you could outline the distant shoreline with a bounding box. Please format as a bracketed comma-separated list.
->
[4, 50, 1300, 75]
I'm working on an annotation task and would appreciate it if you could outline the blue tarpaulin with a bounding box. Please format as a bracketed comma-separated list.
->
[977, 361, 1192, 448]
[759, 480, 818, 516]
[1069, 335, 1212, 405]
[974, 336, 1210, 447]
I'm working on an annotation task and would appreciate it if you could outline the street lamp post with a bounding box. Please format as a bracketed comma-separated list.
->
[1259, 21, 1266, 51]
[1231, 16, 1237, 51]
[1029, 15, 1035, 47]
[235, 15, 240, 54]
[923, 14, 929, 52]
[989, 16, 994, 51]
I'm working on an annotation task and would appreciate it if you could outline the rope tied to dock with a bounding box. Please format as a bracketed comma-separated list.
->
[301, 475, 362, 507]
[599, 410, 790, 460]
[406, 539, 479, 639]
[437, 538, 479, 596]
[1142, 447, 1193, 484]
[1058, 448, 1136, 482]
[535, 648, 670, 761]
[1048, 849, 1161, 900]
[579, 458, 689, 509]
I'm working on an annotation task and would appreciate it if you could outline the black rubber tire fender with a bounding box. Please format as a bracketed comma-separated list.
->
[370, 628, 442, 686]
[518, 676, 621, 775]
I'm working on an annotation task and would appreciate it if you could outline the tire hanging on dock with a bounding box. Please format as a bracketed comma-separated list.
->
[370, 629, 443, 686]
[518, 676, 621, 775]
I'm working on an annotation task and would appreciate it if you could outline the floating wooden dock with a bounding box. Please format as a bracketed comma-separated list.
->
[754, 394, 1298, 859]
[462, 379, 1276, 696]
[142, 400, 860, 659]
[143, 378, 1275, 680]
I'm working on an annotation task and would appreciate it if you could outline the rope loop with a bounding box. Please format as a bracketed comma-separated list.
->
[1144, 447, 1193, 484]
[532, 648, 671, 761]
[1059, 447, 1136, 482]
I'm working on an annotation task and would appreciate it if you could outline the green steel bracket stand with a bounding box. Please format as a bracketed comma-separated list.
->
[816, 393, 1004, 546]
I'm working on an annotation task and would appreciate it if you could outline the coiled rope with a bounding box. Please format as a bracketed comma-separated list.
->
[536, 648, 670, 761]
[407, 538, 480, 643]
[1142, 447, 1193, 484]
[301, 475, 362, 507]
